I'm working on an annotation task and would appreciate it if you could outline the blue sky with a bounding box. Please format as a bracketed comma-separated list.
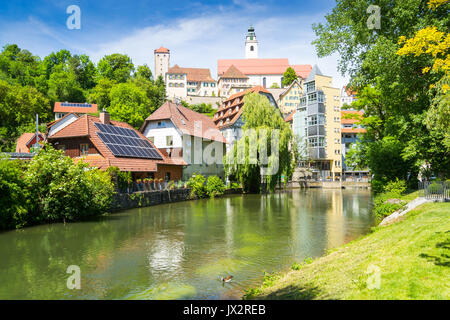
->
[0, 0, 348, 87]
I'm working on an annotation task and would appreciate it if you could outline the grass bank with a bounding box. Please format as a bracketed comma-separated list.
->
[245, 201, 449, 300]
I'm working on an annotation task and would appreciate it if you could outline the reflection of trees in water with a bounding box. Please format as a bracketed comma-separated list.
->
[0, 190, 375, 299]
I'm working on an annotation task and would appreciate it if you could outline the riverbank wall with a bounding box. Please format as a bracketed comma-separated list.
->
[278, 181, 371, 190]
[110, 188, 244, 211]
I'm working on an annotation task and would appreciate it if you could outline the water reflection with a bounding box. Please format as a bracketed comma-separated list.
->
[0, 189, 374, 300]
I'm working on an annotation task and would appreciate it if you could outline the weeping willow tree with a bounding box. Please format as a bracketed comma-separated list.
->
[224, 92, 297, 193]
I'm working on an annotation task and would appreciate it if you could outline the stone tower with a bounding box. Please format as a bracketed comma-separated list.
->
[245, 25, 258, 59]
[154, 47, 170, 80]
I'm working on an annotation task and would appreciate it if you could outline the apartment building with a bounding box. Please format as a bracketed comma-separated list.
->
[292, 65, 342, 180]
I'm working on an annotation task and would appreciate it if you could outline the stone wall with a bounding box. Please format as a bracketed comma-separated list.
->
[110, 188, 192, 211]
[110, 188, 244, 211]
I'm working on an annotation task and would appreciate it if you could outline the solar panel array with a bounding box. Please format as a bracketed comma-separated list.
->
[61, 103, 94, 108]
[95, 123, 162, 160]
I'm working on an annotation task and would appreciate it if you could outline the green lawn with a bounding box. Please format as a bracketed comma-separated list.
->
[247, 201, 450, 300]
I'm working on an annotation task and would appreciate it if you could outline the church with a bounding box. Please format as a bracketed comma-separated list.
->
[217, 26, 312, 94]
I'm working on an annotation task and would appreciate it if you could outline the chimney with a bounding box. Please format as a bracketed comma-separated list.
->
[100, 109, 110, 125]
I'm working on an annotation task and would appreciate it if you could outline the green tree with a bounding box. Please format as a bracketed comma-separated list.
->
[68, 54, 97, 90]
[0, 155, 29, 229]
[0, 80, 51, 151]
[282, 67, 297, 87]
[134, 64, 153, 81]
[97, 53, 134, 83]
[224, 92, 295, 193]
[108, 82, 150, 128]
[313, 0, 450, 180]
[24, 145, 114, 224]
[47, 65, 85, 103]
[87, 78, 117, 110]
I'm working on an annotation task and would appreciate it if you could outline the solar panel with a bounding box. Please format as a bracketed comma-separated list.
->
[61, 102, 94, 108]
[95, 123, 162, 160]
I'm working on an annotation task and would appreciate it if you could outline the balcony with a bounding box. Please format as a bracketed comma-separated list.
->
[309, 147, 326, 159]
[307, 103, 325, 115]
[308, 125, 325, 136]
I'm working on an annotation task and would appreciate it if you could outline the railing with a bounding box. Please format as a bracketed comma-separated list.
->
[418, 181, 450, 200]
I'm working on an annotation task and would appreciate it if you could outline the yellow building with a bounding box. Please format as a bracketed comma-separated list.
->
[293, 65, 342, 180]
[275, 79, 303, 115]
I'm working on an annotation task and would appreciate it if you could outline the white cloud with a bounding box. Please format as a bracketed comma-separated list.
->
[87, 11, 349, 89]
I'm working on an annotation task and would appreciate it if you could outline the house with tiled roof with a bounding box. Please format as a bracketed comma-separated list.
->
[166, 64, 218, 100]
[217, 65, 252, 97]
[47, 110, 184, 181]
[213, 86, 278, 152]
[53, 102, 98, 120]
[268, 79, 303, 116]
[15, 132, 45, 153]
[340, 85, 358, 107]
[140, 101, 227, 180]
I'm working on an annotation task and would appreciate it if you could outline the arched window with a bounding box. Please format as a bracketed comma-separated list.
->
[250, 46, 254, 51]
[263, 77, 266, 88]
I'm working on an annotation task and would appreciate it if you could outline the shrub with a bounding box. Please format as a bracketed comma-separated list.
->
[24, 145, 115, 224]
[107, 166, 132, 191]
[186, 173, 207, 198]
[291, 262, 302, 270]
[230, 182, 241, 189]
[0, 155, 29, 229]
[206, 175, 226, 198]
[428, 182, 444, 194]
[370, 178, 386, 194]
[384, 178, 407, 196]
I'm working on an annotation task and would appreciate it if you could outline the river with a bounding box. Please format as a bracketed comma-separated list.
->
[0, 189, 374, 299]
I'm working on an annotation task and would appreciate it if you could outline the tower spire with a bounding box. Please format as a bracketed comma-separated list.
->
[245, 25, 258, 59]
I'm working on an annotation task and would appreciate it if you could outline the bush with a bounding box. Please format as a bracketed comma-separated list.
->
[372, 192, 406, 220]
[371, 178, 386, 194]
[186, 173, 207, 198]
[384, 179, 407, 196]
[206, 175, 226, 198]
[24, 146, 115, 223]
[107, 166, 132, 192]
[0, 155, 29, 229]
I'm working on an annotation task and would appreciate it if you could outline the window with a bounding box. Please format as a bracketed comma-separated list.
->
[148, 136, 155, 143]
[307, 92, 317, 103]
[250, 45, 254, 51]
[158, 121, 165, 127]
[263, 77, 266, 88]
[80, 144, 89, 156]
[308, 115, 317, 126]
[165, 172, 171, 181]
[57, 144, 66, 152]
[306, 81, 315, 93]
[166, 136, 173, 146]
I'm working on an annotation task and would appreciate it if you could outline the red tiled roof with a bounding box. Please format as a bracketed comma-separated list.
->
[341, 110, 364, 124]
[291, 65, 312, 79]
[213, 86, 275, 130]
[341, 128, 367, 134]
[48, 115, 180, 172]
[167, 64, 216, 82]
[142, 102, 227, 143]
[54, 102, 98, 114]
[154, 46, 169, 53]
[220, 65, 249, 79]
[15, 132, 45, 153]
[218, 59, 312, 78]
[285, 110, 295, 122]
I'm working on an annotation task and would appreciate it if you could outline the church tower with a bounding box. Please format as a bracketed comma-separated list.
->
[154, 47, 170, 80]
[245, 25, 258, 59]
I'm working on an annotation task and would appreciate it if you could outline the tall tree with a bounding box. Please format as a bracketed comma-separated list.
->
[224, 92, 296, 192]
[282, 67, 298, 87]
[97, 53, 134, 83]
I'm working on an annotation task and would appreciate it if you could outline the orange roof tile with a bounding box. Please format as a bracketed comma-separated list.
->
[285, 110, 296, 122]
[341, 110, 364, 124]
[341, 128, 367, 134]
[220, 65, 248, 79]
[15, 132, 45, 153]
[213, 86, 275, 130]
[142, 102, 227, 143]
[168, 65, 216, 82]
[218, 59, 312, 78]
[154, 46, 169, 53]
[54, 102, 98, 114]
